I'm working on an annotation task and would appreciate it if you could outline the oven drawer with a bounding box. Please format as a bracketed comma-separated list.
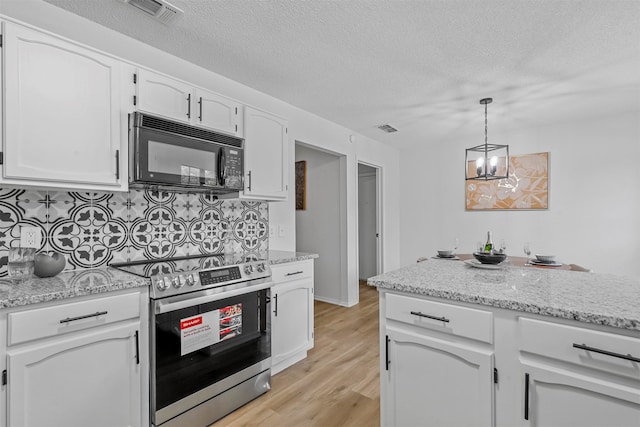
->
[386, 293, 493, 344]
[271, 260, 313, 283]
[8, 291, 140, 345]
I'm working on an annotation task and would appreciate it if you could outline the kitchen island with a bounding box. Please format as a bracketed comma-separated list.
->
[368, 258, 640, 427]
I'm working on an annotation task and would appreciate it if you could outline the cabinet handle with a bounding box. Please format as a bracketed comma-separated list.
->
[410, 311, 450, 323]
[134, 330, 140, 365]
[285, 271, 304, 276]
[572, 343, 640, 363]
[385, 335, 390, 371]
[59, 311, 108, 324]
[247, 170, 252, 191]
[186, 94, 191, 119]
[115, 150, 120, 180]
[198, 97, 203, 121]
[273, 294, 278, 317]
[524, 373, 530, 420]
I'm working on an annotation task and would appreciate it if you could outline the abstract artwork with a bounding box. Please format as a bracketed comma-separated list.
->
[295, 161, 306, 210]
[466, 152, 549, 210]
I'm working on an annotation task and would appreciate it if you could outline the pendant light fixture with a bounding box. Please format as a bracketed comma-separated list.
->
[465, 98, 509, 180]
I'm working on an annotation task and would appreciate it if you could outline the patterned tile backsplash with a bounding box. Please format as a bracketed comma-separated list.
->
[0, 188, 268, 277]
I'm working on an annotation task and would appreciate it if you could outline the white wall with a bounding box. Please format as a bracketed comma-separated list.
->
[399, 111, 640, 278]
[295, 146, 344, 304]
[358, 165, 377, 279]
[2, 1, 402, 302]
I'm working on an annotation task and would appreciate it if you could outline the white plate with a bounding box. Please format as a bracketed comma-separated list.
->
[530, 259, 562, 267]
[464, 259, 506, 270]
[433, 255, 460, 260]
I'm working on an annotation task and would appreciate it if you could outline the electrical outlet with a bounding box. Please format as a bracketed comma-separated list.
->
[269, 226, 275, 238]
[278, 225, 285, 237]
[20, 226, 42, 248]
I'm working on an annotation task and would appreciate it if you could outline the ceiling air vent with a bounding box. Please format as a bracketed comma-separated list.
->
[122, 0, 184, 24]
[377, 124, 398, 133]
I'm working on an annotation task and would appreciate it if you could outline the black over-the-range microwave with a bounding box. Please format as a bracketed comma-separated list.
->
[129, 112, 244, 195]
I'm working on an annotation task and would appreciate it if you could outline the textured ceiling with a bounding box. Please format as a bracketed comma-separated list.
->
[42, 0, 640, 149]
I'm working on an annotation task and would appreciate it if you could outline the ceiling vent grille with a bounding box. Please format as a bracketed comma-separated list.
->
[377, 124, 398, 133]
[122, 0, 183, 24]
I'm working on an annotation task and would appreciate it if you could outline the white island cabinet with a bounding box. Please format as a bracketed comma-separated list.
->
[377, 279, 640, 427]
[270, 259, 314, 374]
[0, 288, 149, 427]
[381, 292, 495, 427]
[519, 318, 640, 427]
[1, 21, 127, 191]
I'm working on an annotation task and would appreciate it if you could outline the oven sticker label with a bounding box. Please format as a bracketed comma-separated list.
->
[179, 304, 242, 356]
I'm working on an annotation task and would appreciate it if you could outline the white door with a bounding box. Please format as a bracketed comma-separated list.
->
[195, 88, 243, 136]
[521, 363, 640, 427]
[384, 326, 495, 427]
[271, 280, 314, 367]
[6, 322, 141, 427]
[3, 22, 122, 186]
[243, 107, 288, 200]
[136, 68, 192, 123]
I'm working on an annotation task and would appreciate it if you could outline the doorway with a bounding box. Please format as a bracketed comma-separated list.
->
[295, 142, 348, 306]
[358, 163, 381, 281]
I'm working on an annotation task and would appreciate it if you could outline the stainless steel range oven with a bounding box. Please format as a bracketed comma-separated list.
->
[112, 254, 272, 427]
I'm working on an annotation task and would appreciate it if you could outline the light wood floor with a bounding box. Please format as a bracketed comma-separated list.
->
[212, 281, 380, 426]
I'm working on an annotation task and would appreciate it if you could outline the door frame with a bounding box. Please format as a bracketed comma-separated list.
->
[356, 161, 383, 282]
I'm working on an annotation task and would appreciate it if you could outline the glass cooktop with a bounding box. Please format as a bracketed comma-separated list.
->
[110, 252, 267, 278]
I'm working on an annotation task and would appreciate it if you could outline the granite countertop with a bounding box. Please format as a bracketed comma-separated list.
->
[0, 250, 319, 309]
[0, 267, 149, 309]
[368, 259, 640, 331]
[268, 250, 319, 265]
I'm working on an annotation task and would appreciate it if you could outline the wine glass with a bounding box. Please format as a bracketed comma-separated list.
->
[452, 238, 459, 255]
[523, 242, 531, 264]
[499, 239, 507, 254]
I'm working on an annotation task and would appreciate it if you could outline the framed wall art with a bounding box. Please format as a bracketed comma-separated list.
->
[466, 152, 549, 210]
[295, 160, 306, 210]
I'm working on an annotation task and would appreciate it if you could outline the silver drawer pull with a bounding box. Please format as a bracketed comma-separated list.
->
[285, 271, 304, 276]
[573, 343, 640, 363]
[410, 311, 450, 323]
[60, 311, 108, 324]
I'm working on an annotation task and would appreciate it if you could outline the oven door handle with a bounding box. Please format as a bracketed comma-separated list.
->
[154, 280, 274, 314]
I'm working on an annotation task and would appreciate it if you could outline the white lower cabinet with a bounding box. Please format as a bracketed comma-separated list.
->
[521, 363, 640, 427]
[270, 260, 314, 374]
[380, 291, 495, 427]
[379, 290, 640, 427]
[1, 289, 148, 427]
[7, 322, 141, 427]
[519, 318, 640, 427]
[385, 326, 494, 427]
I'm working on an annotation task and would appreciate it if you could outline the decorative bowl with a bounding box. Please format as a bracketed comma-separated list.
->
[535, 254, 556, 263]
[34, 252, 66, 278]
[473, 251, 507, 265]
[437, 250, 454, 258]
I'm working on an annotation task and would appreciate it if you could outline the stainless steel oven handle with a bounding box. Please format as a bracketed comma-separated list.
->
[155, 280, 274, 314]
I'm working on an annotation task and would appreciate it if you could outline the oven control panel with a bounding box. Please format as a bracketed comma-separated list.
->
[151, 261, 271, 298]
[200, 266, 241, 286]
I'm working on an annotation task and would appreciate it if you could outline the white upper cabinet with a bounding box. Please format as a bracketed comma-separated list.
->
[1, 21, 126, 190]
[242, 106, 288, 201]
[135, 69, 243, 137]
[135, 68, 192, 124]
[195, 88, 243, 136]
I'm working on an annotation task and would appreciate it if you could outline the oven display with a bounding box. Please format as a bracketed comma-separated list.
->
[199, 266, 241, 286]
